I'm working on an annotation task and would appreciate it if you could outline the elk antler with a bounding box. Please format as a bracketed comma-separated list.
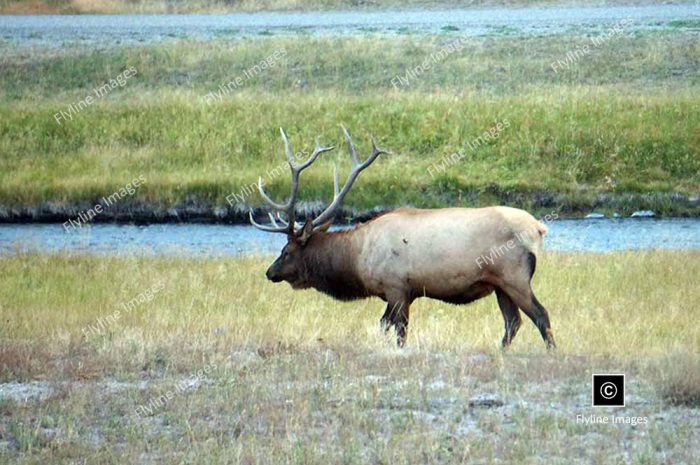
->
[311, 125, 388, 227]
[249, 126, 388, 235]
[249, 128, 335, 234]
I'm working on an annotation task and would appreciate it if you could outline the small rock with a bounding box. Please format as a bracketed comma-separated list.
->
[428, 380, 447, 390]
[468, 394, 504, 408]
[364, 375, 385, 383]
[585, 213, 606, 219]
[630, 210, 655, 218]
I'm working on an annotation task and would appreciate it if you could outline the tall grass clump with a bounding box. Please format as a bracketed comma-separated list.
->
[648, 351, 700, 406]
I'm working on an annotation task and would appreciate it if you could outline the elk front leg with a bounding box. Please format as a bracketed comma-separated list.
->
[390, 300, 410, 348]
[379, 303, 394, 334]
[383, 290, 412, 347]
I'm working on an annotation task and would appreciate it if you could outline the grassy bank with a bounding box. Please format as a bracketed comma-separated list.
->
[1, 33, 698, 217]
[2, 89, 699, 216]
[3, 33, 698, 98]
[0, 251, 698, 463]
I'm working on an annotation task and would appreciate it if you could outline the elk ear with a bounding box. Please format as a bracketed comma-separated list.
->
[297, 218, 315, 246]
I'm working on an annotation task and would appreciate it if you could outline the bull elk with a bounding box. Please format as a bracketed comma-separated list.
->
[250, 127, 556, 350]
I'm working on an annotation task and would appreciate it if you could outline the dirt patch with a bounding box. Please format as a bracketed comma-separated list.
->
[1, 349, 698, 463]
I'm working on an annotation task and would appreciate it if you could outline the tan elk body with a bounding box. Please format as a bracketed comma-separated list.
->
[250, 127, 556, 349]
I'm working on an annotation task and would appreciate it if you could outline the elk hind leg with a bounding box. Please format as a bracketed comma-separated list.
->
[507, 289, 555, 350]
[522, 293, 556, 350]
[500, 255, 555, 350]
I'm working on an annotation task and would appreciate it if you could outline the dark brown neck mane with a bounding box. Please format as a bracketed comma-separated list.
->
[300, 231, 369, 301]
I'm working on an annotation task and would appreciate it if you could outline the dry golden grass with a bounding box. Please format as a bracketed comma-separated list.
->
[648, 351, 700, 406]
[68, 0, 126, 13]
[1, 250, 698, 371]
[1, 250, 698, 367]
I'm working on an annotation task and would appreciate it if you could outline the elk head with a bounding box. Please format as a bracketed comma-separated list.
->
[249, 126, 387, 288]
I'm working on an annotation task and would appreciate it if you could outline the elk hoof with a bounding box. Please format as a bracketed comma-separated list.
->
[380, 318, 392, 334]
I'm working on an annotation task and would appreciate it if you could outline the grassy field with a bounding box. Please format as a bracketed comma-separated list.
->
[0, 251, 698, 463]
[1, 32, 698, 217]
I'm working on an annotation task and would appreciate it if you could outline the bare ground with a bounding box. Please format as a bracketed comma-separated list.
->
[1, 347, 698, 464]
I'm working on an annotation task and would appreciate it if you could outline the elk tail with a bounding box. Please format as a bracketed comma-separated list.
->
[523, 221, 548, 257]
[536, 221, 548, 237]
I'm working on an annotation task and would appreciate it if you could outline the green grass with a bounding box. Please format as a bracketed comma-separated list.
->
[667, 19, 700, 29]
[1, 89, 698, 211]
[0, 33, 698, 216]
[0, 251, 698, 463]
[3, 33, 697, 98]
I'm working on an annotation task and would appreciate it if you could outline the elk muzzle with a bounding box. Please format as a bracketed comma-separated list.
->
[265, 260, 284, 283]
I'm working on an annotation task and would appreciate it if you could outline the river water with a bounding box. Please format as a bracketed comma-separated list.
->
[1, 219, 698, 257]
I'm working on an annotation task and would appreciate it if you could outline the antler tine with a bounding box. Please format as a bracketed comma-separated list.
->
[358, 135, 388, 170]
[249, 209, 288, 234]
[276, 212, 304, 230]
[275, 212, 289, 226]
[296, 138, 335, 170]
[341, 124, 359, 166]
[268, 212, 284, 229]
[333, 163, 340, 199]
[284, 133, 334, 229]
[283, 129, 334, 171]
[257, 176, 286, 211]
[280, 127, 299, 168]
[311, 127, 388, 227]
